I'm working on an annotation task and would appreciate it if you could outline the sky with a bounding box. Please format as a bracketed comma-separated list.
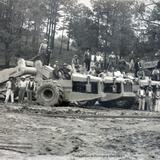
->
[78, 0, 91, 8]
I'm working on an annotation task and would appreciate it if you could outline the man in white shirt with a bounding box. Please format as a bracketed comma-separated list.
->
[72, 55, 80, 73]
[5, 77, 15, 103]
[38, 39, 49, 65]
[18, 76, 27, 103]
[137, 85, 146, 110]
[39, 39, 47, 55]
[152, 67, 160, 81]
[108, 51, 116, 71]
[89, 65, 97, 76]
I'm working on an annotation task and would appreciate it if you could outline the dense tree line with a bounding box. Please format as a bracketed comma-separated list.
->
[0, 0, 160, 66]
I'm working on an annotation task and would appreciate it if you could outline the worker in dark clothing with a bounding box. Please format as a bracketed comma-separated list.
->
[137, 67, 145, 80]
[118, 59, 128, 73]
[84, 49, 91, 71]
[26, 77, 35, 105]
[18, 76, 27, 103]
[157, 60, 160, 69]
[53, 61, 60, 79]
[134, 58, 142, 77]
[61, 63, 72, 80]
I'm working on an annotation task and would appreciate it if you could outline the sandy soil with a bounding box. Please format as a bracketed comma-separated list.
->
[0, 104, 159, 160]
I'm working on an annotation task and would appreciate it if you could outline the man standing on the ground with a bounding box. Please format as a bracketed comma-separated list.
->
[18, 76, 27, 104]
[137, 85, 146, 111]
[84, 49, 91, 71]
[146, 85, 154, 111]
[154, 85, 160, 112]
[5, 77, 15, 104]
[26, 76, 35, 105]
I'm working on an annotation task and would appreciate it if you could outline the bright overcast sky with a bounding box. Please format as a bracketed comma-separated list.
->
[78, 0, 151, 8]
[78, 0, 91, 8]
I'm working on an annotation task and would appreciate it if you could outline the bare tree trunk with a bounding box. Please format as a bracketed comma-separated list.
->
[4, 43, 10, 67]
[51, 21, 57, 51]
[25, 21, 30, 45]
[4, 0, 13, 67]
[47, 0, 59, 55]
[17, 15, 24, 54]
[59, 14, 65, 54]
[59, 28, 64, 54]
[67, 28, 70, 51]
[96, 13, 100, 50]
[51, 2, 59, 53]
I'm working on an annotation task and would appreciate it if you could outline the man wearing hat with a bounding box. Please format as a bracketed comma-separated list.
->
[38, 38, 49, 65]
[18, 76, 27, 103]
[26, 76, 36, 105]
[53, 61, 60, 79]
[134, 58, 142, 77]
[5, 76, 16, 104]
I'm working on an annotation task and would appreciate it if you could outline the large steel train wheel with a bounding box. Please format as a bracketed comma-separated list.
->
[36, 81, 59, 106]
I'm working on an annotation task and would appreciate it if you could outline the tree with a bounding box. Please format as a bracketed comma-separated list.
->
[91, 0, 137, 57]
[0, 0, 47, 66]
[61, 0, 77, 51]
[69, 3, 98, 51]
[0, 0, 19, 66]
[133, 0, 160, 58]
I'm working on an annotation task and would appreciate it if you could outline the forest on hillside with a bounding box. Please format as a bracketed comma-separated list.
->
[0, 0, 160, 66]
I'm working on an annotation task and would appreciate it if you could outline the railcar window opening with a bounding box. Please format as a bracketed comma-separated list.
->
[72, 81, 98, 94]
[103, 82, 121, 93]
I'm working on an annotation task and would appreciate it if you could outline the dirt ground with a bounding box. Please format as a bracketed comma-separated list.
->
[0, 103, 159, 160]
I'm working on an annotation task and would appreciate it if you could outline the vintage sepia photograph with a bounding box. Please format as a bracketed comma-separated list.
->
[0, 0, 160, 159]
